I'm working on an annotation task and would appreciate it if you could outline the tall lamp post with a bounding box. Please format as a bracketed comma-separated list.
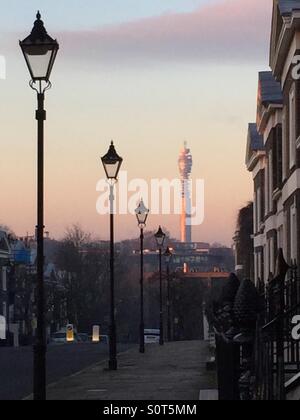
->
[135, 199, 149, 354]
[101, 141, 123, 371]
[154, 226, 166, 345]
[20, 12, 59, 401]
[164, 247, 173, 342]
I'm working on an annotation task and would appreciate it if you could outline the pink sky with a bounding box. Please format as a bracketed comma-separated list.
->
[0, 0, 272, 245]
[61, 0, 271, 65]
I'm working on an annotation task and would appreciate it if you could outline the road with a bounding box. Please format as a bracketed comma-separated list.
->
[0, 343, 131, 400]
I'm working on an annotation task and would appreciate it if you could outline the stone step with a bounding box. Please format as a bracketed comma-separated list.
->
[199, 389, 219, 400]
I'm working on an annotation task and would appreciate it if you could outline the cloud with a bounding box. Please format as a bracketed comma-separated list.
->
[61, 0, 272, 67]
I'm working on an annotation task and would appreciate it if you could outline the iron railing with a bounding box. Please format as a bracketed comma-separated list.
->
[254, 263, 300, 400]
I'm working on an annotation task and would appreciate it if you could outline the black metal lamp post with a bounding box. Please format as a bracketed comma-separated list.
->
[135, 199, 149, 354]
[154, 226, 166, 345]
[101, 141, 123, 370]
[164, 247, 173, 342]
[20, 11, 59, 401]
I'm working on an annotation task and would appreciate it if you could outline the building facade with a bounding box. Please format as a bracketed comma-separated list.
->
[1, 231, 67, 346]
[131, 241, 234, 275]
[246, 0, 300, 285]
[0, 231, 11, 342]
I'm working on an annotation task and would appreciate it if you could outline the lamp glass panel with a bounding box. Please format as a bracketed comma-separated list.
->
[104, 162, 120, 179]
[137, 212, 147, 224]
[24, 48, 52, 79]
[156, 236, 165, 247]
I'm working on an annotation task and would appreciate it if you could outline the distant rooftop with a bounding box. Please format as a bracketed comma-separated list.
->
[258, 71, 283, 106]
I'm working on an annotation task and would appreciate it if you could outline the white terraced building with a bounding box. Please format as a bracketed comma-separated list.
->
[246, 0, 300, 285]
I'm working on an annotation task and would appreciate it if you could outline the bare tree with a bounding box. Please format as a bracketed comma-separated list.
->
[63, 224, 91, 248]
[0, 223, 15, 237]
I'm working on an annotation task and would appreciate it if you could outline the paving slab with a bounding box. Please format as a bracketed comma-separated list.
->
[199, 390, 219, 400]
[46, 340, 216, 400]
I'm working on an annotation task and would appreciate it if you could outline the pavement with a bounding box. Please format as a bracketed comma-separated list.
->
[45, 340, 217, 400]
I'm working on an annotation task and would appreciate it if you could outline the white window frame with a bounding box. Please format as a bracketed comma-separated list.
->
[282, 108, 287, 180]
[2, 302, 6, 318]
[257, 187, 261, 227]
[0, 315, 6, 340]
[269, 150, 273, 210]
[290, 203, 297, 262]
[253, 192, 257, 234]
[289, 84, 296, 169]
[265, 160, 269, 215]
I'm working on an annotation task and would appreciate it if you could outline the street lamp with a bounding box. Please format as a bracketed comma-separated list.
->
[164, 247, 173, 342]
[154, 226, 166, 345]
[135, 199, 149, 354]
[20, 11, 59, 401]
[101, 141, 123, 370]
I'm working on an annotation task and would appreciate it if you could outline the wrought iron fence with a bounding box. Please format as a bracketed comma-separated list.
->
[211, 257, 300, 400]
[254, 262, 300, 400]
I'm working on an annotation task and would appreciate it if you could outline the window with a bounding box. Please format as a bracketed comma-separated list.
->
[278, 225, 283, 249]
[254, 253, 258, 283]
[290, 204, 297, 262]
[282, 109, 287, 180]
[266, 240, 273, 279]
[264, 244, 268, 282]
[257, 252, 261, 282]
[0, 315, 5, 340]
[269, 237, 275, 276]
[277, 126, 283, 187]
[253, 194, 257, 234]
[257, 187, 261, 227]
[0, 235, 9, 253]
[255, 172, 265, 231]
[268, 150, 273, 209]
[273, 126, 283, 190]
[283, 210, 288, 260]
[2, 302, 6, 319]
[289, 85, 296, 169]
[2, 268, 6, 292]
[265, 159, 269, 214]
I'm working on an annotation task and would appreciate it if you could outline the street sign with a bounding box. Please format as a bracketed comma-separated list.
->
[66, 324, 74, 342]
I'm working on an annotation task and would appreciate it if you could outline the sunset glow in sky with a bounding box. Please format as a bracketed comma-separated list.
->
[0, 0, 272, 244]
